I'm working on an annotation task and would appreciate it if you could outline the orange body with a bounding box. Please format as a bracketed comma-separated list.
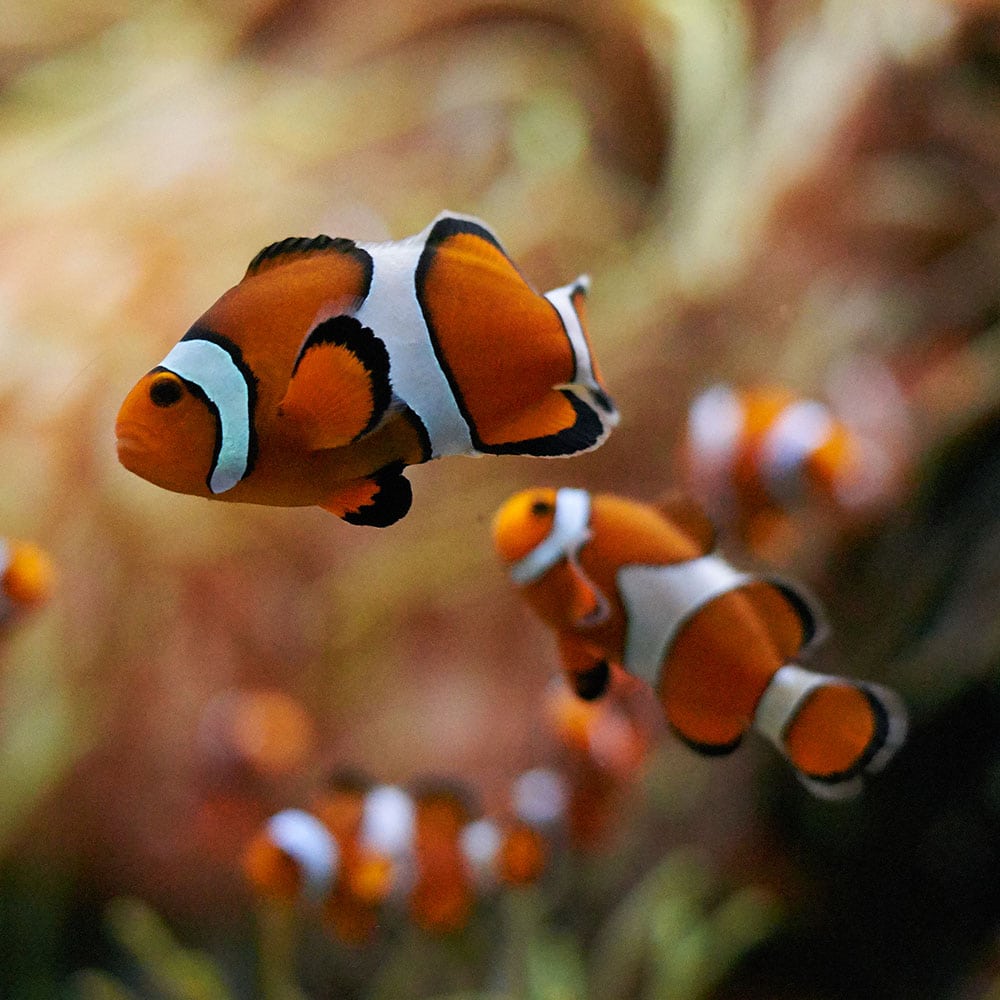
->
[494, 488, 907, 794]
[1, 540, 54, 624]
[116, 213, 617, 526]
[409, 787, 476, 934]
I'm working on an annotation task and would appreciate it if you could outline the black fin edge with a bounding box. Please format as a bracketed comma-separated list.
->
[671, 725, 744, 758]
[342, 461, 413, 528]
[292, 315, 392, 441]
[245, 235, 365, 277]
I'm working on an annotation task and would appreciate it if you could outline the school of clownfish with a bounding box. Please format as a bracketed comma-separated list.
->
[242, 677, 651, 942]
[3, 211, 915, 934]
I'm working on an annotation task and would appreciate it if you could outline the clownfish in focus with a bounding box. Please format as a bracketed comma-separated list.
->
[682, 383, 905, 550]
[493, 488, 908, 798]
[1, 539, 53, 626]
[116, 212, 618, 526]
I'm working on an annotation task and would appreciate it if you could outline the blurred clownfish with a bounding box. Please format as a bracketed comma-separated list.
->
[408, 782, 478, 934]
[0, 539, 53, 626]
[243, 808, 339, 906]
[116, 212, 618, 527]
[682, 383, 905, 550]
[493, 488, 908, 798]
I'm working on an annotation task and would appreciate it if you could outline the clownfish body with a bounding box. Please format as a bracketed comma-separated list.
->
[116, 212, 618, 527]
[493, 488, 907, 798]
[683, 384, 901, 549]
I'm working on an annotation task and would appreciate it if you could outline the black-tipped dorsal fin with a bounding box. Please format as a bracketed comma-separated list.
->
[245, 235, 363, 278]
[655, 491, 718, 552]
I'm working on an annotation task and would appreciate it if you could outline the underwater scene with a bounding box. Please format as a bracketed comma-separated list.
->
[1, 1, 999, 998]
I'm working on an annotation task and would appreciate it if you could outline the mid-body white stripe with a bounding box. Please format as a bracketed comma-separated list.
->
[159, 338, 252, 494]
[759, 399, 835, 502]
[616, 555, 754, 688]
[266, 808, 339, 903]
[686, 384, 745, 524]
[356, 228, 475, 459]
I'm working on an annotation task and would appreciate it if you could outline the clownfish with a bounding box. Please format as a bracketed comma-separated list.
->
[116, 212, 618, 527]
[682, 384, 902, 550]
[0, 539, 53, 626]
[493, 488, 907, 798]
[243, 808, 339, 905]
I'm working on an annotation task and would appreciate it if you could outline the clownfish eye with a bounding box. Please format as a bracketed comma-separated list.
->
[530, 500, 554, 517]
[149, 372, 184, 408]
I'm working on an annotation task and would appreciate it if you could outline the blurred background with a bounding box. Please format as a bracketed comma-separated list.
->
[0, 0, 998, 997]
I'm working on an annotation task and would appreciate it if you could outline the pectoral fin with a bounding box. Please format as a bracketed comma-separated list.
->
[562, 558, 609, 628]
[319, 462, 412, 527]
[280, 315, 392, 451]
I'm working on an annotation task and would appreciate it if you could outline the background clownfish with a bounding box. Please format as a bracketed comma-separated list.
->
[492, 487, 908, 798]
[116, 212, 619, 527]
[0, 539, 54, 626]
[681, 383, 907, 552]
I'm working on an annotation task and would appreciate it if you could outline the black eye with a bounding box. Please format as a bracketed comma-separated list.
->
[573, 660, 611, 701]
[149, 374, 183, 408]
[531, 500, 554, 517]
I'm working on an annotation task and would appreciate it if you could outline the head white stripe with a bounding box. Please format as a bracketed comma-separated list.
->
[265, 808, 339, 902]
[159, 338, 251, 494]
[509, 488, 591, 584]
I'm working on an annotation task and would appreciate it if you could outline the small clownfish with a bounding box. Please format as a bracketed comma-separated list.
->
[242, 808, 339, 906]
[682, 384, 903, 550]
[312, 772, 396, 945]
[493, 488, 908, 798]
[116, 212, 618, 527]
[408, 782, 478, 933]
[0, 539, 54, 626]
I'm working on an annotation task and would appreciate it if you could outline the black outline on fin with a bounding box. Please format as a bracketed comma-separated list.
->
[414, 217, 609, 458]
[341, 461, 413, 528]
[245, 236, 374, 283]
[671, 725, 744, 758]
[291, 315, 392, 442]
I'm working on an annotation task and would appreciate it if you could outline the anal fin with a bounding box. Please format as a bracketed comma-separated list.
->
[319, 462, 413, 527]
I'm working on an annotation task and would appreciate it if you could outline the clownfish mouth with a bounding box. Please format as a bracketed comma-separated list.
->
[114, 421, 152, 473]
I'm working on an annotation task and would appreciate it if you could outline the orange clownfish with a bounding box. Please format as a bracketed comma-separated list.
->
[242, 808, 339, 906]
[682, 384, 903, 550]
[1, 539, 53, 625]
[493, 488, 908, 798]
[116, 212, 618, 527]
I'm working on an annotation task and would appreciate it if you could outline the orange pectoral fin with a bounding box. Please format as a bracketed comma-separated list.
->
[320, 462, 412, 527]
[280, 315, 392, 451]
[557, 558, 608, 629]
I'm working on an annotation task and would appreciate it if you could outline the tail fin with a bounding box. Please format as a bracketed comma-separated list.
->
[754, 665, 908, 800]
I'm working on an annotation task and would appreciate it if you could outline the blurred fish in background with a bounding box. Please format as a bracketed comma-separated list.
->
[0, 0, 998, 998]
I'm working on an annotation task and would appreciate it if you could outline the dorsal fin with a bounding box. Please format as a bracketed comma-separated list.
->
[655, 491, 718, 552]
[245, 236, 363, 278]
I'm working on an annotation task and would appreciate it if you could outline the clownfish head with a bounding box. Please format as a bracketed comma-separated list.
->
[492, 487, 592, 585]
[115, 332, 258, 499]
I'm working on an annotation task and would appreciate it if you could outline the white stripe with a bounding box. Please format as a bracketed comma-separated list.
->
[752, 663, 829, 751]
[159, 339, 251, 494]
[685, 385, 744, 522]
[616, 555, 753, 688]
[760, 400, 835, 499]
[356, 227, 475, 459]
[266, 809, 339, 902]
[509, 488, 591, 584]
[544, 277, 594, 387]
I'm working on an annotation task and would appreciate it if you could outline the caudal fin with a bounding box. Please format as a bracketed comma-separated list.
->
[754, 665, 908, 799]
